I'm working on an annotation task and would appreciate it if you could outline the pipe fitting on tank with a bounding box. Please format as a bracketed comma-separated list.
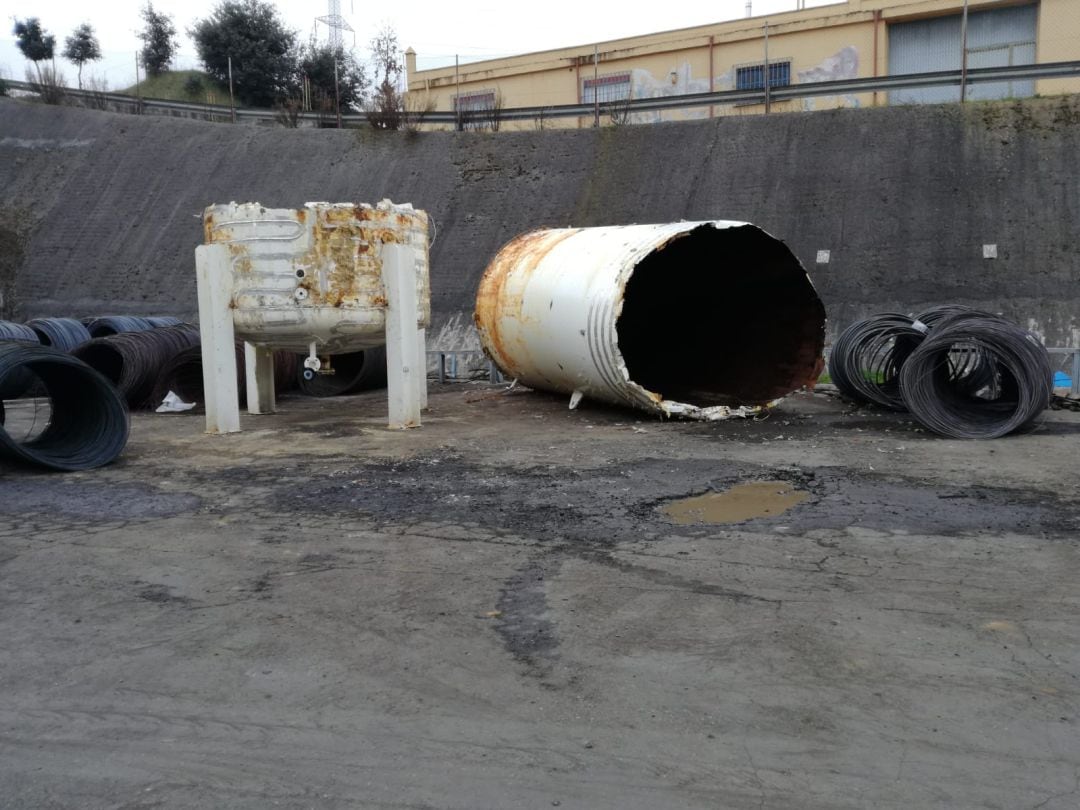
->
[303, 342, 322, 375]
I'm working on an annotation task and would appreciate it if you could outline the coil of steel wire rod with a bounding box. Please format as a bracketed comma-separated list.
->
[0, 321, 40, 398]
[899, 313, 1053, 439]
[297, 346, 388, 397]
[0, 320, 39, 342]
[26, 317, 93, 352]
[0, 343, 129, 471]
[914, 304, 975, 329]
[83, 315, 156, 337]
[915, 305, 999, 395]
[152, 342, 298, 408]
[72, 324, 201, 409]
[827, 314, 926, 410]
[145, 316, 183, 328]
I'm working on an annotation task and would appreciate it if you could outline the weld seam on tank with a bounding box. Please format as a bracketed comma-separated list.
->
[475, 221, 826, 420]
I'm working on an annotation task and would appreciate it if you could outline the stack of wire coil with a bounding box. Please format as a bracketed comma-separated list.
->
[826, 313, 924, 411]
[73, 324, 201, 409]
[82, 315, 184, 338]
[152, 342, 299, 408]
[25, 318, 93, 352]
[899, 311, 1052, 439]
[0, 320, 41, 399]
[828, 306, 1053, 439]
[0, 342, 129, 471]
[0, 321, 39, 342]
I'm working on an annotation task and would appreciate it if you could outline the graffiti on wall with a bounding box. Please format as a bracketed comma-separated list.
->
[612, 46, 859, 121]
[798, 46, 860, 111]
[622, 63, 712, 124]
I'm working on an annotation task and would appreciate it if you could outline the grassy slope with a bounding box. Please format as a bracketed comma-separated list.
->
[119, 70, 231, 104]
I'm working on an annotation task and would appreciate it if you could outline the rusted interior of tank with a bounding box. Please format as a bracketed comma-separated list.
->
[616, 224, 825, 408]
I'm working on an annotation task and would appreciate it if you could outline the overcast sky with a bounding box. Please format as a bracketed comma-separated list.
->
[2, 0, 835, 90]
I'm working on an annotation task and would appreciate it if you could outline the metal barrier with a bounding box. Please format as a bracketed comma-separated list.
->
[7, 60, 1080, 127]
[428, 350, 502, 384]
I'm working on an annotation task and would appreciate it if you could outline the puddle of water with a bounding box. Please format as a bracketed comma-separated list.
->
[662, 480, 809, 525]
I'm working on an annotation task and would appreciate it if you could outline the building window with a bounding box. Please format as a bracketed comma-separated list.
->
[582, 72, 631, 104]
[735, 60, 792, 91]
[453, 90, 497, 130]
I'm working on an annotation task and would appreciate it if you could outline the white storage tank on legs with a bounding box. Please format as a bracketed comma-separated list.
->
[195, 199, 430, 432]
[203, 200, 430, 353]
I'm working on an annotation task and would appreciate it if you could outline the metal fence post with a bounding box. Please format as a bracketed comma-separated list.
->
[764, 22, 771, 114]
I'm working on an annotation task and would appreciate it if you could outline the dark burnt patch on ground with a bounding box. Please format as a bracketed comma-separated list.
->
[495, 557, 562, 673]
[222, 452, 1074, 544]
[0, 477, 203, 519]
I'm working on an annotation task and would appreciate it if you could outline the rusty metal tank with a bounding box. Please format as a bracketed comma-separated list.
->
[202, 200, 430, 354]
[474, 221, 826, 420]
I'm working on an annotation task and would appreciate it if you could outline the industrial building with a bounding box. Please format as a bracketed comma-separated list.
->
[405, 0, 1080, 127]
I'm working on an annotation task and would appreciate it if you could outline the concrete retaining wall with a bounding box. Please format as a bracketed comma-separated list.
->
[2, 95, 1078, 346]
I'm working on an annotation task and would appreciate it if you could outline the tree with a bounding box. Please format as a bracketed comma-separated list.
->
[139, 4, 178, 77]
[63, 23, 102, 89]
[366, 25, 404, 130]
[13, 18, 56, 84]
[190, 0, 297, 108]
[299, 43, 368, 112]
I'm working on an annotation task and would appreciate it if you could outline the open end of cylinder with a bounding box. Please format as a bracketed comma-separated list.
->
[616, 224, 825, 408]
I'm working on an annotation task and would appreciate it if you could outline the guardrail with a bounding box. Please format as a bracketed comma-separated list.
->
[4, 80, 327, 125]
[7, 60, 1080, 127]
[430, 60, 1080, 123]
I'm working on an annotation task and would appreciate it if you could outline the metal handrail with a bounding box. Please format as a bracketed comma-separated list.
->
[6, 60, 1080, 125]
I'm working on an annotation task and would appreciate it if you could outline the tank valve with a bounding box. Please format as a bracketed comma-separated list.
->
[304, 342, 322, 375]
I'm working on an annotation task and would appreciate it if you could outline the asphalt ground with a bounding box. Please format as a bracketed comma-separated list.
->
[2, 383, 1078, 809]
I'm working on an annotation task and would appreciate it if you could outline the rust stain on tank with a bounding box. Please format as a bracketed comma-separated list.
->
[213, 204, 425, 312]
[296, 209, 360, 307]
[227, 243, 254, 274]
[306, 209, 414, 308]
[374, 229, 404, 244]
[475, 229, 578, 374]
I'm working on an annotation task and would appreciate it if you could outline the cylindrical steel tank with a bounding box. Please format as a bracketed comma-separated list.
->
[203, 200, 429, 354]
[474, 221, 825, 419]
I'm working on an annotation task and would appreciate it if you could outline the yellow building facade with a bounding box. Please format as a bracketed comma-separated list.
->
[405, 0, 1080, 129]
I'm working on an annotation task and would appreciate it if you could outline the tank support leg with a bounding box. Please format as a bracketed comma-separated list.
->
[416, 328, 428, 411]
[245, 343, 276, 414]
[195, 244, 241, 434]
[382, 244, 423, 429]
